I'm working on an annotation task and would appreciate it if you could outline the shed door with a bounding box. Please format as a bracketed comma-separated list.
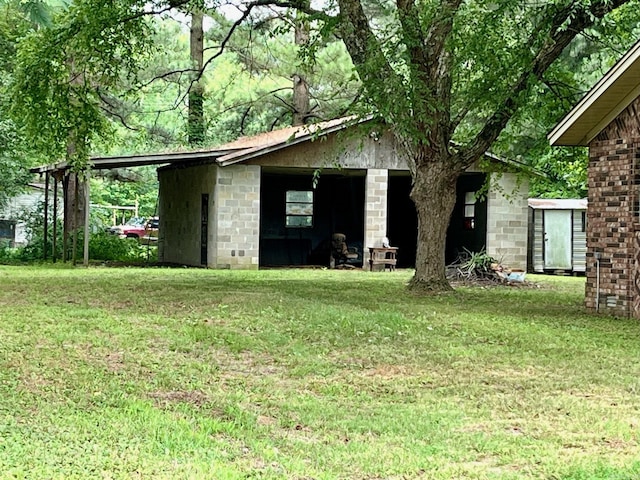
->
[544, 210, 572, 270]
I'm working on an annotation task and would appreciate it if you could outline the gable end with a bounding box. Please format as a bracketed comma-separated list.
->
[595, 95, 640, 143]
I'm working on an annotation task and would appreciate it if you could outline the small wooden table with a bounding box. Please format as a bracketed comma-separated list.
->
[369, 247, 398, 271]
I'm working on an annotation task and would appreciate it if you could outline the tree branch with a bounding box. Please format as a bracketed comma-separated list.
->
[336, 0, 403, 120]
[459, 0, 632, 168]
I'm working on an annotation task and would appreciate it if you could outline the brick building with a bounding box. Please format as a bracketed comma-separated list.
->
[549, 40, 640, 317]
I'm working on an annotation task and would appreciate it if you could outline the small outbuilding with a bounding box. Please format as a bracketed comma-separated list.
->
[528, 198, 587, 274]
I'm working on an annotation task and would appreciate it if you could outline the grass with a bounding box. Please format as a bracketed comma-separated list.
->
[0, 266, 639, 479]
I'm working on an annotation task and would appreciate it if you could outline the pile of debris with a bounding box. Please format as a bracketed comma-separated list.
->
[446, 249, 526, 285]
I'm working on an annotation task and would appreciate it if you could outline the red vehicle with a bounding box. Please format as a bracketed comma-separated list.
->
[109, 217, 158, 243]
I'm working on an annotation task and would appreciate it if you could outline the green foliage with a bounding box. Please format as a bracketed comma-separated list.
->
[0, 4, 43, 208]
[90, 166, 159, 221]
[86, 231, 157, 262]
[10, 0, 154, 168]
[0, 115, 32, 209]
[4, 201, 156, 263]
[114, 13, 361, 148]
[10, 201, 64, 262]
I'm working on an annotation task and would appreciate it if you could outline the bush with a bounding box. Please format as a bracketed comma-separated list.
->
[5, 203, 157, 264]
[88, 232, 157, 262]
[0, 239, 16, 262]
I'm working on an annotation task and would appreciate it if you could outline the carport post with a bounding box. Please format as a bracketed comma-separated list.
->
[83, 173, 90, 266]
[43, 172, 49, 261]
[52, 174, 58, 262]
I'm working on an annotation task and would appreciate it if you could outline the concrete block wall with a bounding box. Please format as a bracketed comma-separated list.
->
[585, 139, 640, 317]
[158, 164, 216, 266]
[364, 168, 389, 268]
[485, 172, 529, 270]
[213, 165, 261, 269]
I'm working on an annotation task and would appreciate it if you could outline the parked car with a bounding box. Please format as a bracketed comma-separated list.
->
[109, 217, 158, 244]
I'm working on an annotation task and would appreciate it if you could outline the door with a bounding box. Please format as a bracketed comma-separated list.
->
[544, 210, 572, 270]
[200, 194, 209, 266]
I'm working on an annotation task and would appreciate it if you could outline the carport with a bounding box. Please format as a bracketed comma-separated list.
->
[30, 148, 236, 264]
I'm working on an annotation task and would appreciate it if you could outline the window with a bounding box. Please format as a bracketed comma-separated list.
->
[0, 220, 15, 240]
[463, 191, 476, 230]
[285, 190, 313, 228]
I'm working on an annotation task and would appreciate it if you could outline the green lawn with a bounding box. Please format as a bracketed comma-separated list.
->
[0, 266, 638, 479]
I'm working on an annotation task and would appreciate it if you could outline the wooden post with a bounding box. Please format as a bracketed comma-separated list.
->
[62, 172, 69, 262]
[43, 172, 49, 261]
[83, 173, 90, 266]
[72, 172, 78, 265]
[52, 174, 58, 262]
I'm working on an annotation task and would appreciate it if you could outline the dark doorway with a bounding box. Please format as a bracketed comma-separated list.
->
[387, 172, 488, 268]
[446, 174, 488, 263]
[260, 171, 365, 266]
[387, 174, 417, 268]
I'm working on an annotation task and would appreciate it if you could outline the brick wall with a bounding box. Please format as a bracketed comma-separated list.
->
[585, 139, 640, 317]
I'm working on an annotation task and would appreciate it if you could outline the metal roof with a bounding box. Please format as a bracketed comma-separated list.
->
[215, 116, 367, 167]
[30, 117, 364, 174]
[528, 198, 587, 210]
[29, 148, 240, 174]
[31, 115, 530, 175]
[548, 39, 640, 146]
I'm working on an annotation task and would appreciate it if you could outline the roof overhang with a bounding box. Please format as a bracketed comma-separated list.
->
[549, 40, 640, 147]
[30, 149, 239, 174]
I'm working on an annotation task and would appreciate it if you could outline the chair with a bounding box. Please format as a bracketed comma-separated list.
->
[329, 233, 359, 268]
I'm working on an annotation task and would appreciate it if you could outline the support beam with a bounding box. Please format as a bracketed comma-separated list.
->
[72, 173, 79, 265]
[83, 173, 90, 266]
[52, 175, 58, 262]
[43, 173, 49, 261]
[62, 172, 69, 262]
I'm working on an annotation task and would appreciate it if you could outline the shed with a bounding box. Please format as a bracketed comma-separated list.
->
[528, 198, 587, 274]
[156, 118, 530, 270]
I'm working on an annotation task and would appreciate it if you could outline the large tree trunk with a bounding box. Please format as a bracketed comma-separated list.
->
[62, 170, 87, 263]
[188, 10, 205, 145]
[409, 150, 461, 292]
[292, 11, 310, 126]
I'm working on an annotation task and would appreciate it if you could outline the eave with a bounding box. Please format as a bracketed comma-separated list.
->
[549, 40, 640, 147]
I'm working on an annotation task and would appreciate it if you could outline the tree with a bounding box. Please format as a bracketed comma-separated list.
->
[0, 1, 54, 208]
[188, 8, 206, 144]
[277, 0, 640, 291]
[203, 10, 359, 138]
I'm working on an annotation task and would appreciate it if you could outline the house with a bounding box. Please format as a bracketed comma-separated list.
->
[156, 118, 530, 270]
[0, 184, 48, 246]
[549, 39, 640, 317]
[528, 198, 587, 274]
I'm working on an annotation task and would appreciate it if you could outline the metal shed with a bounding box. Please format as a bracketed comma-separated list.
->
[528, 198, 587, 274]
